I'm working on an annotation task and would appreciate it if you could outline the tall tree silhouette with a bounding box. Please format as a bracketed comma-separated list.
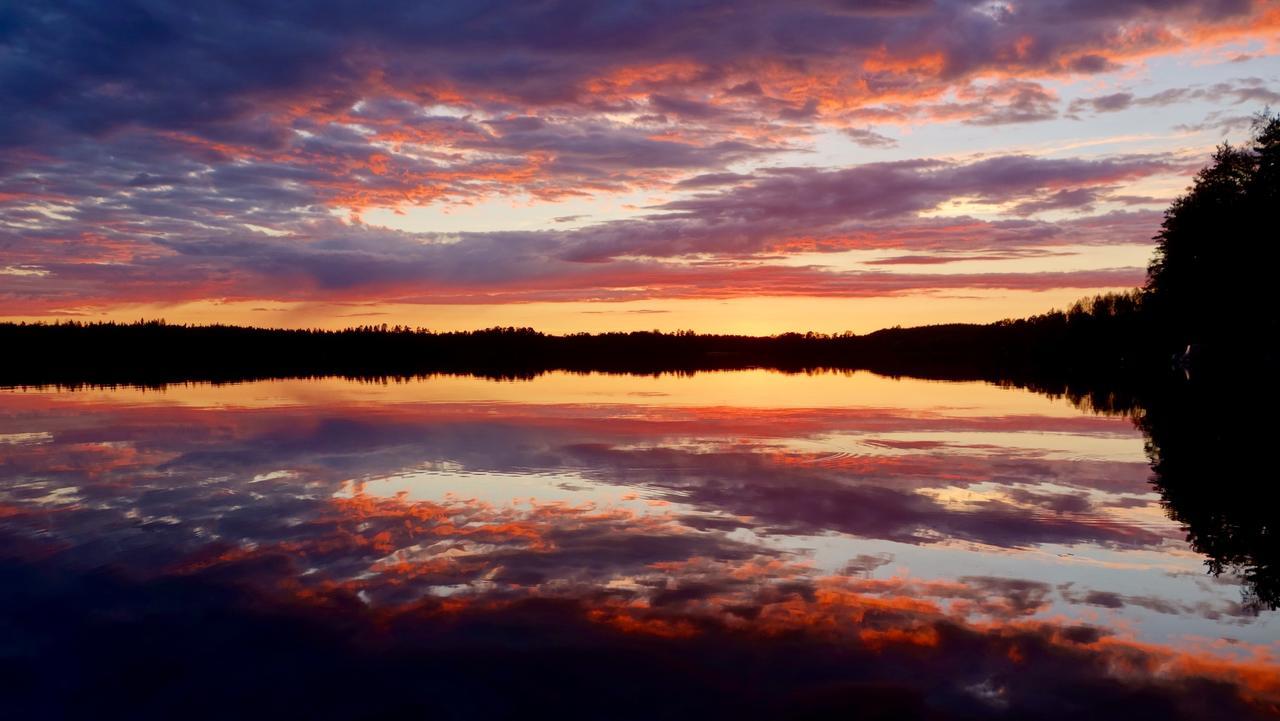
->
[1145, 112, 1279, 363]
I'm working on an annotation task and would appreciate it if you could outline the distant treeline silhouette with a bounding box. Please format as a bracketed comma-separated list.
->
[0, 300, 1155, 390]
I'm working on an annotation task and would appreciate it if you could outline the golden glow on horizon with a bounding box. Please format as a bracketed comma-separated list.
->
[5, 285, 1139, 335]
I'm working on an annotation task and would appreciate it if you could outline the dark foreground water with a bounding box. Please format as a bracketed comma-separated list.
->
[0, 371, 1275, 720]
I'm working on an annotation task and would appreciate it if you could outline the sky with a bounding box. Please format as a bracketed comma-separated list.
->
[2, 1, 1278, 334]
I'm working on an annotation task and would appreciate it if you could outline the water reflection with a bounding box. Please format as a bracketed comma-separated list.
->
[0, 372, 1276, 719]
[1138, 378, 1279, 612]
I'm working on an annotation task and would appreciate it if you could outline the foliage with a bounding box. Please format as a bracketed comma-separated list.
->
[1145, 112, 1280, 358]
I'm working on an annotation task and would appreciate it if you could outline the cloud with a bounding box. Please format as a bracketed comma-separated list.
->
[1069, 78, 1280, 115]
[1175, 110, 1266, 136]
[1009, 188, 1104, 216]
[0, 142, 1172, 311]
[559, 154, 1179, 261]
[4, 0, 1273, 168]
[959, 82, 1061, 126]
[1, 0, 1263, 314]
[1058, 583, 1255, 621]
[843, 127, 899, 148]
[9, 0, 1268, 142]
[1073, 92, 1136, 113]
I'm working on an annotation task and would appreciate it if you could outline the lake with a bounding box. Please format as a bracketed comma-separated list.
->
[1, 371, 1276, 719]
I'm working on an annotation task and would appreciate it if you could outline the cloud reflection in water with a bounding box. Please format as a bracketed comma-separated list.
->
[0, 372, 1275, 719]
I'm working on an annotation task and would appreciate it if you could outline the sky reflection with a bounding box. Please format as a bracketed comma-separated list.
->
[1, 371, 1276, 719]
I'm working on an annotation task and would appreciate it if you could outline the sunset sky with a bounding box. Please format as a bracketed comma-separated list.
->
[3, 1, 1278, 333]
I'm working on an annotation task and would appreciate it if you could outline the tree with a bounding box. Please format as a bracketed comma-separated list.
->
[1144, 112, 1279, 361]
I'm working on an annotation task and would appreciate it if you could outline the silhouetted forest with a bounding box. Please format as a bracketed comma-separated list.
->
[1145, 113, 1280, 362]
[0, 298, 1157, 389]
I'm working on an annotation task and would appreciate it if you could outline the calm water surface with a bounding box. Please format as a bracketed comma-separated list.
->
[1, 371, 1275, 719]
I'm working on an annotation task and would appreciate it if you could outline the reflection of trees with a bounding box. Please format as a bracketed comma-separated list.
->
[1133, 378, 1278, 611]
[1033, 368, 1277, 612]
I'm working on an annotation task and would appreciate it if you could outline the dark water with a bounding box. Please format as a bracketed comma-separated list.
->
[1, 371, 1276, 719]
